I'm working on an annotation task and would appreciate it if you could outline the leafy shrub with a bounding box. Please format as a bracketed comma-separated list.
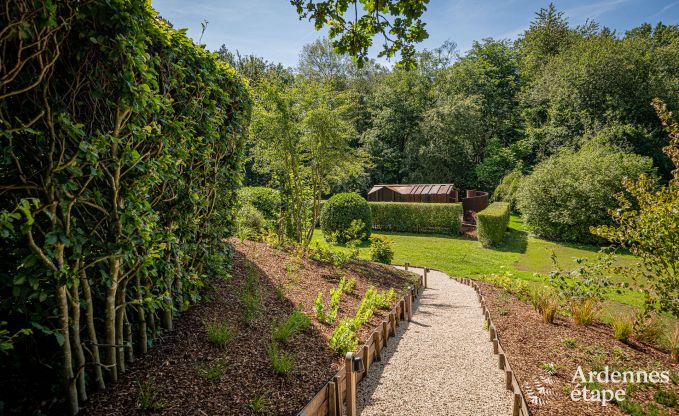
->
[314, 292, 329, 323]
[516, 143, 653, 243]
[237, 187, 280, 223]
[272, 310, 311, 343]
[310, 241, 350, 268]
[340, 276, 356, 293]
[320, 193, 372, 243]
[493, 169, 525, 212]
[612, 315, 633, 343]
[329, 319, 358, 355]
[370, 236, 394, 264]
[370, 202, 462, 234]
[205, 321, 233, 346]
[476, 202, 510, 247]
[236, 204, 268, 239]
[375, 288, 395, 310]
[266, 342, 295, 375]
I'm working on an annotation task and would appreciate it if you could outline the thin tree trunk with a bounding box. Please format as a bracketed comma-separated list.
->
[105, 259, 119, 382]
[115, 279, 127, 374]
[124, 309, 134, 363]
[58, 285, 78, 415]
[81, 271, 105, 390]
[70, 281, 87, 403]
[136, 274, 147, 354]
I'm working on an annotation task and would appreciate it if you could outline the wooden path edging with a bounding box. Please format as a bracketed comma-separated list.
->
[296, 264, 425, 416]
[454, 277, 531, 416]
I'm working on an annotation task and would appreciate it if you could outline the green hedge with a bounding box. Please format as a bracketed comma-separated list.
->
[370, 202, 463, 234]
[477, 202, 511, 247]
[320, 193, 372, 243]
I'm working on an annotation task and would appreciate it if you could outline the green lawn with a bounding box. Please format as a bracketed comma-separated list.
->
[312, 214, 647, 316]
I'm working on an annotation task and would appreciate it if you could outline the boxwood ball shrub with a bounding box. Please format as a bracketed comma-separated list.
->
[476, 202, 511, 247]
[370, 202, 462, 234]
[516, 143, 653, 243]
[320, 193, 372, 243]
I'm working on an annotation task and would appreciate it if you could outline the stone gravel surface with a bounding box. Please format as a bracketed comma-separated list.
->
[356, 267, 513, 416]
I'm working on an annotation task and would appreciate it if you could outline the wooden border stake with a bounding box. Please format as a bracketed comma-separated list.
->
[345, 353, 356, 416]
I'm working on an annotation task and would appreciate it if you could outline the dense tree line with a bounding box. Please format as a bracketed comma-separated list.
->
[233, 5, 678, 197]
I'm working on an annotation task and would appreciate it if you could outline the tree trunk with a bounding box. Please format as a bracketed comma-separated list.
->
[58, 285, 78, 415]
[136, 274, 147, 354]
[70, 281, 87, 403]
[105, 259, 119, 382]
[81, 272, 105, 390]
[115, 279, 127, 374]
[124, 309, 134, 363]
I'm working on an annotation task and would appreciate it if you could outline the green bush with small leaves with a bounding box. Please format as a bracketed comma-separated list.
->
[476, 202, 510, 247]
[329, 319, 359, 356]
[370, 202, 462, 234]
[370, 235, 394, 264]
[320, 193, 372, 243]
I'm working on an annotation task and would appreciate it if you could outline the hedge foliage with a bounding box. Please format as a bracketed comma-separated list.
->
[516, 144, 653, 243]
[370, 202, 463, 234]
[476, 202, 511, 247]
[0, 2, 251, 414]
[320, 193, 372, 243]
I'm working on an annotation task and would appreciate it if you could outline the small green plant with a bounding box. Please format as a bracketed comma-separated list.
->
[205, 320, 233, 346]
[612, 314, 634, 343]
[310, 241, 350, 268]
[370, 235, 394, 264]
[136, 378, 163, 412]
[329, 319, 358, 355]
[375, 288, 395, 310]
[541, 362, 558, 375]
[498, 307, 509, 316]
[339, 276, 356, 293]
[272, 309, 311, 343]
[314, 292, 329, 323]
[562, 337, 577, 348]
[654, 388, 678, 408]
[266, 342, 295, 375]
[196, 360, 227, 381]
[246, 392, 270, 414]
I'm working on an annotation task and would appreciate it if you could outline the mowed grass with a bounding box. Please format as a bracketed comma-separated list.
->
[312, 214, 648, 316]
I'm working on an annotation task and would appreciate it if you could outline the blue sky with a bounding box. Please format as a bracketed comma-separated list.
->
[152, 0, 679, 67]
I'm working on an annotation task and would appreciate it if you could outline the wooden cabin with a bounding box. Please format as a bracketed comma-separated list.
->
[367, 184, 459, 203]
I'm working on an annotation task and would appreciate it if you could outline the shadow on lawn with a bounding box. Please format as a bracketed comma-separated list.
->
[491, 229, 528, 254]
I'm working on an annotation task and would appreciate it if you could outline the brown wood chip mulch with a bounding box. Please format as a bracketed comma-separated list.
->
[82, 239, 416, 416]
[479, 282, 679, 416]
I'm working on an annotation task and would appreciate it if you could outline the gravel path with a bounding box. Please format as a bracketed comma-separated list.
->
[356, 267, 513, 416]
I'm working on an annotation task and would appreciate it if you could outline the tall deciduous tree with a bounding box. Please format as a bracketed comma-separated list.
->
[250, 78, 365, 246]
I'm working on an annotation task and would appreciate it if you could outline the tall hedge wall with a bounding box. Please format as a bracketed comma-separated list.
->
[370, 202, 463, 234]
[0, 2, 251, 414]
[476, 202, 511, 247]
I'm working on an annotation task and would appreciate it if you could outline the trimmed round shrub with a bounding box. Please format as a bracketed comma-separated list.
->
[235, 204, 267, 238]
[237, 187, 280, 223]
[516, 143, 653, 243]
[370, 236, 394, 264]
[320, 193, 372, 243]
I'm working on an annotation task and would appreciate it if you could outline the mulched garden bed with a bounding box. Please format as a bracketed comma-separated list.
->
[83, 239, 416, 416]
[478, 281, 679, 416]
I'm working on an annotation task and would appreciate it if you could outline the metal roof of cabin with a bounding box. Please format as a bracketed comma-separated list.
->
[368, 184, 456, 195]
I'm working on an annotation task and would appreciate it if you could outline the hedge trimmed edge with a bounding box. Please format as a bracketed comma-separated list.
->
[477, 202, 511, 247]
[370, 202, 463, 234]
